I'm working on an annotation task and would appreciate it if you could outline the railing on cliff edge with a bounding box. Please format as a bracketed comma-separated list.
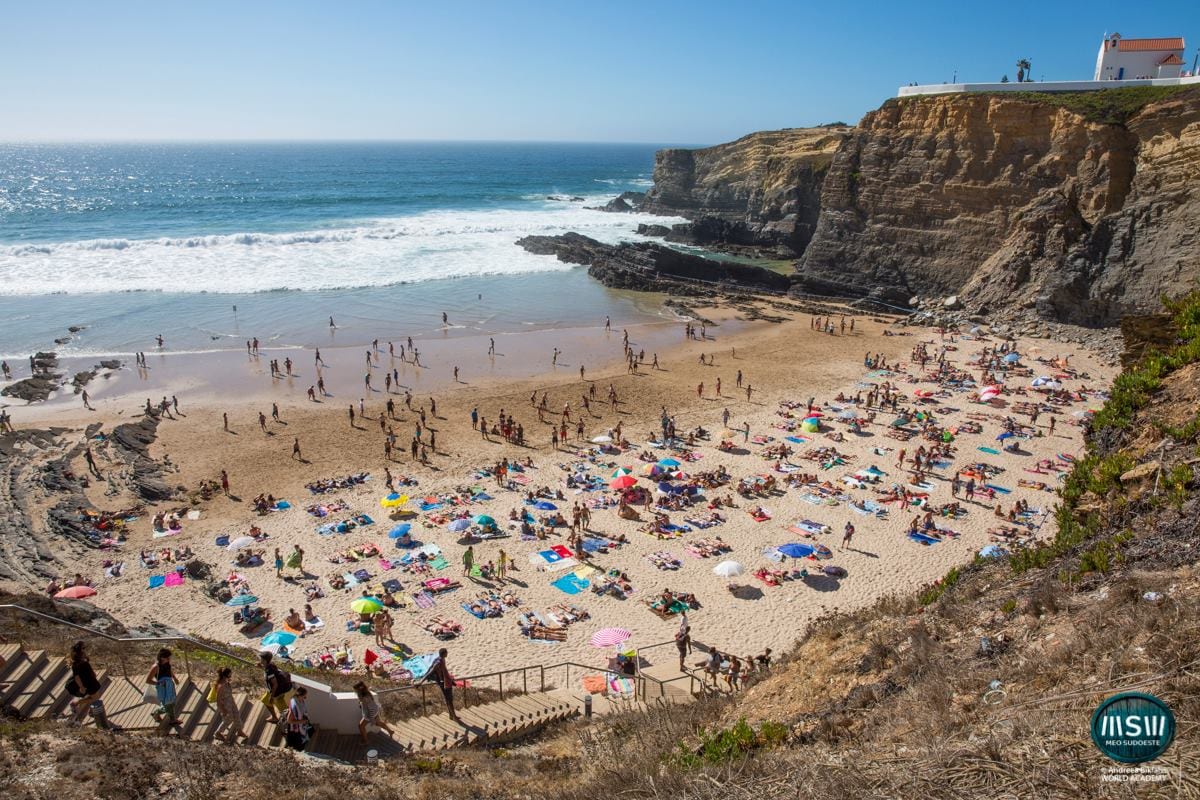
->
[0, 603, 719, 719]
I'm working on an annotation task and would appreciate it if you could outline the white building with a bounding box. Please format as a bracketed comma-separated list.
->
[1094, 33, 1185, 81]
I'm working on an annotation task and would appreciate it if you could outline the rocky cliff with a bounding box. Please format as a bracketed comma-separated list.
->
[794, 88, 1200, 324]
[644, 87, 1200, 326]
[641, 127, 849, 256]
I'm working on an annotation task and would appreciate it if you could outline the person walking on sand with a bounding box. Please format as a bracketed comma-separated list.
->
[354, 682, 394, 743]
[743, 422, 750, 443]
[212, 667, 246, 744]
[84, 446, 101, 478]
[292, 437, 302, 460]
[81, 389, 93, 411]
[497, 549, 508, 583]
[462, 545, 474, 577]
[842, 522, 855, 549]
[147, 648, 182, 735]
[220, 469, 230, 496]
[425, 648, 459, 721]
[287, 545, 305, 577]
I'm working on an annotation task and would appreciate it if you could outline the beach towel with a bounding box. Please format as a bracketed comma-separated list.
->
[538, 549, 563, 564]
[462, 603, 486, 619]
[793, 520, 828, 535]
[608, 676, 635, 695]
[985, 484, 1012, 494]
[412, 591, 435, 609]
[428, 556, 449, 571]
[785, 436, 810, 444]
[163, 571, 184, 588]
[152, 529, 180, 539]
[147, 574, 165, 589]
[978, 447, 1001, 455]
[341, 572, 361, 587]
[581, 538, 607, 553]
[276, 501, 291, 510]
[551, 574, 590, 594]
[908, 531, 941, 545]
[401, 653, 438, 681]
[581, 674, 608, 694]
[382, 578, 403, 593]
[551, 544, 573, 559]
[215, 535, 230, 547]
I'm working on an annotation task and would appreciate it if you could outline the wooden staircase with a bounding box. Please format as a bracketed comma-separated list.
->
[0, 643, 578, 761]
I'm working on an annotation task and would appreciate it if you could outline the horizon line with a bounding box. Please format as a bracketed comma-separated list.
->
[0, 137, 711, 148]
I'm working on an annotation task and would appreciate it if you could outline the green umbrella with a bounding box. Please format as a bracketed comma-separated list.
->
[473, 514, 496, 526]
[350, 597, 383, 614]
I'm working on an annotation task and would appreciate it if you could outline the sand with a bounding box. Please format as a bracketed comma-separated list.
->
[2, 299, 1114, 683]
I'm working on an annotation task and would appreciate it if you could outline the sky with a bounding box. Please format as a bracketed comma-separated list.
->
[1, 0, 1197, 145]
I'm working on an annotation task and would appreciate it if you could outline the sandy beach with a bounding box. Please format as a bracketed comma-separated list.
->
[1, 297, 1114, 682]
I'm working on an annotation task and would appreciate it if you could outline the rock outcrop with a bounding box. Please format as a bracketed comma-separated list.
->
[641, 128, 849, 256]
[516, 233, 791, 294]
[792, 88, 1200, 323]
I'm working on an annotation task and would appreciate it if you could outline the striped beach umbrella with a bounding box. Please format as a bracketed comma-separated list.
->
[589, 627, 632, 648]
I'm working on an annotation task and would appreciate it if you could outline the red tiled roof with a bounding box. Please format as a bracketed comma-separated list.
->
[1159, 53, 1185, 65]
[1116, 37, 1184, 52]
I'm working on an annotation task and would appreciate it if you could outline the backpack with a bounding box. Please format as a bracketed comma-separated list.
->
[64, 673, 84, 697]
[267, 665, 293, 696]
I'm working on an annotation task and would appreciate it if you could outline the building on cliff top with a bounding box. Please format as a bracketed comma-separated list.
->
[898, 32, 1197, 97]
[1094, 33, 1186, 80]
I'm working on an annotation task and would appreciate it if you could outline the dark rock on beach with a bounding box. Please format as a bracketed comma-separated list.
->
[110, 416, 175, 502]
[587, 191, 646, 213]
[516, 232, 791, 294]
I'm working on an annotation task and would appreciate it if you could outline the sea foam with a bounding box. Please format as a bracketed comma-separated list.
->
[0, 202, 683, 295]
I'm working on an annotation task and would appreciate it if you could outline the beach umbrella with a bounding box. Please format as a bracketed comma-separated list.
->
[996, 432, 1015, 441]
[225, 594, 258, 607]
[472, 514, 496, 526]
[837, 409, 859, 419]
[805, 411, 825, 418]
[447, 518, 471, 532]
[658, 458, 681, 468]
[380, 493, 408, 508]
[55, 585, 97, 599]
[712, 560, 745, 578]
[350, 597, 383, 615]
[227, 536, 256, 551]
[801, 420, 819, 433]
[1002, 352, 1020, 363]
[534, 501, 558, 511]
[777, 543, 815, 559]
[590, 435, 612, 444]
[610, 467, 632, 478]
[387, 523, 413, 539]
[610, 475, 637, 490]
[640, 463, 662, 477]
[261, 631, 298, 647]
[589, 627, 632, 648]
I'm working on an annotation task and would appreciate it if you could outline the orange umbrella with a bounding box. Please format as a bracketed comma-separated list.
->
[55, 585, 97, 599]
[609, 475, 638, 490]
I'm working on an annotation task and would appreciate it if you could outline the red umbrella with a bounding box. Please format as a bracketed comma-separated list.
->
[609, 475, 638, 490]
[55, 585, 97, 599]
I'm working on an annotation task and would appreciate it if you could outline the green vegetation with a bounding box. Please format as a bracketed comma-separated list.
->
[1011, 291, 1200, 574]
[672, 718, 788, 768]
[1000, 598, 1018, 614]
[918, 566, 961, 605]
[1005, 85, 1196, 124]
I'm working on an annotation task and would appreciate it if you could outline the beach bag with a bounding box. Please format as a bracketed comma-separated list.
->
[64, 674, 84, 698]
[206, 684, 218, 704]
[142, 685, 159, 704]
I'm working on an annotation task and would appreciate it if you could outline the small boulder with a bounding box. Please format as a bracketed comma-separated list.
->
[943, 295, 963, 310]
[1120, 461, 1160, 484]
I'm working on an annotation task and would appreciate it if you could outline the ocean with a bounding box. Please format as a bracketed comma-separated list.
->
[0, 142, 685, 359]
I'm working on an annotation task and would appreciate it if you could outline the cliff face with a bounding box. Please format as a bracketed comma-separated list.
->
[641, 128, 848, 256]
[792, 89, 1200, 324]
[643, 89, 1200, 326]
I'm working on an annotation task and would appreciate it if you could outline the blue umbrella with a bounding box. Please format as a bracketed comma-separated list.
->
[447, 518, 471, 532]
[996, 432, 1014, 441]
[658, 458, 681, 468]
[534, 501, 557, 511]
[225, 594, 258, 607]
[1002, 352, 1020, 363]
[261, 631, 298, 647]
[387, 523, 413, 538]
[777, 543, 815, 559]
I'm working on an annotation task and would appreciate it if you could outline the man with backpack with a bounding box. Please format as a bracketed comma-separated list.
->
[259, 651, 293, 725]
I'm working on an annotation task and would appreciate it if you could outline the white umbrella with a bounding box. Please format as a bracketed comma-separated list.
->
[227, 535, 255, 551]
[712, 560, 745, 578]
[590, 435, 612, 443]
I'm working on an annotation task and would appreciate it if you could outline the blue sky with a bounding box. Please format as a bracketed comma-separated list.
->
[1, 0, 1196, 144]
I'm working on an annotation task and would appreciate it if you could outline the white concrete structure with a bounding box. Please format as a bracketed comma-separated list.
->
[1094, 34, 1186, 81]
[897, 75, 1200, 98]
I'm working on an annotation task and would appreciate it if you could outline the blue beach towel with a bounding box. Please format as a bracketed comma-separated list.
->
[978, 447, 1001, 455]
[986, 484, 1012, 494]
[551, 574, 590, 594]
[539, 549, 562, 563]
[908, 531, 940, 546]
[147, 574, 166, 589]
